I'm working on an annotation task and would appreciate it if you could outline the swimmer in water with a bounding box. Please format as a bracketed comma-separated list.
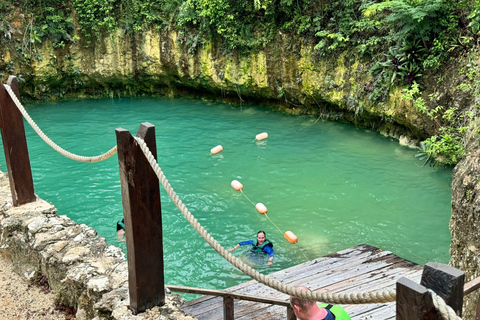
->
[229, 230, 274, 266]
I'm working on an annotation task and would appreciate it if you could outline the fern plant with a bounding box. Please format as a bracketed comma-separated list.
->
[364, 0, 456, 44]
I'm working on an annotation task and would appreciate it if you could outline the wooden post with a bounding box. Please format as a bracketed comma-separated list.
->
[223, 296, 234, 320]
[420, 262, 465, 317]
[396, 277, 437, 319]
[476, 296, 480, 320]
[116, 122, 165, 314]
[0, 76, 35, 206]
[397, 262, 465, 319]
[286, 305, 296, 320]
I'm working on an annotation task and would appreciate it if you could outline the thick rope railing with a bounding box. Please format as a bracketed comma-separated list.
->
[428, 289, 463, 320]
[135, 137, 396, 304]
[4, 84, 117, 162]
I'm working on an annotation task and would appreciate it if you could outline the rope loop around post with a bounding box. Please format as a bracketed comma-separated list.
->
[427, 289, 463, 320]
[4, 84, 117, 162]
[134, 136, 397, 305]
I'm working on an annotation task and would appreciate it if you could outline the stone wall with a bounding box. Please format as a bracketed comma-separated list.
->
[0, 171, 197, 320]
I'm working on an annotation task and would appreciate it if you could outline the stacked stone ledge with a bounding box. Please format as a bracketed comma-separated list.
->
[0, 172, 196, 320]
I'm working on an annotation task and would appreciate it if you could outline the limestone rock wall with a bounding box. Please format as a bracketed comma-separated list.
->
[1, 26, 429, 142]
[0, 172, 196, 320]
[450, 118, 480, 319]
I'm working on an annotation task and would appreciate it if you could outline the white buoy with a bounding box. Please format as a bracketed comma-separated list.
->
[255, 203, 268, 214]
[231, 180, 243, 191]
[255, 132, 268, 141]
[211, 145, 223, 154]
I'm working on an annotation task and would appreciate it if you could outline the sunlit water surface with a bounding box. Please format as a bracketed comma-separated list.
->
[0, 97, 452, 299]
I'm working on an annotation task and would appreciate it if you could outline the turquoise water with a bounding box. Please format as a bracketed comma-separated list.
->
[0, 97, 452, 294]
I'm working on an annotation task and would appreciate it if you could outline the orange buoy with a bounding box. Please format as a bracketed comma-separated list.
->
[255, 132, 268, 141]
[284, 231, 298, 243]
[231, 180, 243, 191]
[211, 145, 223, 154]
[255, 203, 268, 214]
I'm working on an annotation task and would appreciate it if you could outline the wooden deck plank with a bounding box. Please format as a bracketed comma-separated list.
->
[347, 303, 396, 319]
[320, 260, 422, 293]
[218, 246, 378, 294]
[182, 252, 409, 317]
[220, 250, 402, 302]
[180, 244, 424, 320]
[272, 246, 386, 283]
[197, 247, 393, 302]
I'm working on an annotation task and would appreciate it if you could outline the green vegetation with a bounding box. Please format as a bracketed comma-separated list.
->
[1, 0, 480, 165]
[403, 80, 471, 167]
[0, 1, 75, 51]
[2, 0, 475, 58]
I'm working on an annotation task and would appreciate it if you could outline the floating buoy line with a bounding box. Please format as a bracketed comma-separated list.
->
[230, 179, 308, 259]
[210, 132, 268, 155]
[211, 132, 308, 259]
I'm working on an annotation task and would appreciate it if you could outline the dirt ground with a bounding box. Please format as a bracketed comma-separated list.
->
[0, 251, 69, 320]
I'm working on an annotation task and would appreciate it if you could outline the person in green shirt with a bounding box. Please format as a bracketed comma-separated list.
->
[289, 286, 351, 320]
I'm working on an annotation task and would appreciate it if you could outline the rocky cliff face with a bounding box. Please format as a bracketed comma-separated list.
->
[2, 27, 430, 143]
[450, 117, 480, 319]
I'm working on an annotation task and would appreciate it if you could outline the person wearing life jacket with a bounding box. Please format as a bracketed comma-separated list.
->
[116, 218, 126, 241]
[229, 230, 275, 265]
[289, 286, 351, 320]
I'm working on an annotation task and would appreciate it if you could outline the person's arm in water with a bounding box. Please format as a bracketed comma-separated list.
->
[117, 229, 125, 241]
[263, 246, 274, 266]
[228, 240, 253, 251]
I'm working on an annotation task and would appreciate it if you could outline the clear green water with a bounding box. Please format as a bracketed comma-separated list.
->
[1, 97, 452, 295]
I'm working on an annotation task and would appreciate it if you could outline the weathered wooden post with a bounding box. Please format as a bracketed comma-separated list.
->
[396, 262, 465, 319]
[420, 262, 465, 316]
[397, 277, 437, 319]
[287, 305, 296, 320]
[0, 76, 36, 206]
[223, 296, 234, 320]
[116, 122, 165, 314]
[477, 297, 480, 320]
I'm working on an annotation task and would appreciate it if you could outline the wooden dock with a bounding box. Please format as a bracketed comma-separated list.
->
[181, 244, 424, 320]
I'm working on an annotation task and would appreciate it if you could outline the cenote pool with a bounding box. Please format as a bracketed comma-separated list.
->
[0, 97, 452, 298]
